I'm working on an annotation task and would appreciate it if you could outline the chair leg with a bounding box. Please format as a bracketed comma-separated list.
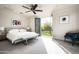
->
[64, 38, 66, 41]
[72, 41, 75, 46]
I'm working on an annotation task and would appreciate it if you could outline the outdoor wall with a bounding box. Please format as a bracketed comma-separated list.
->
[53, 5, 79, 40]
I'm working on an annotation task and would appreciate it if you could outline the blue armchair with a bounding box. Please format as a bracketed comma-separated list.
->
[64, 32, 79, 45]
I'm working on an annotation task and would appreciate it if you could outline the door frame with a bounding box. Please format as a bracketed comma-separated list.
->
[35, 18, 41, 36]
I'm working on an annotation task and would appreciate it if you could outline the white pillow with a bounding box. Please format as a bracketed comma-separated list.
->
[19, 29, 26, 32]
[9, 29, 19, 33]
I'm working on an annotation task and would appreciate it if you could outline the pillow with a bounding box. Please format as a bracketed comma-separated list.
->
[19, 29, 26, 32]
[9, 29, 19, 33]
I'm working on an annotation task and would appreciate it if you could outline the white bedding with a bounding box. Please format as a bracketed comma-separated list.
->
[6, 29, 39, 44]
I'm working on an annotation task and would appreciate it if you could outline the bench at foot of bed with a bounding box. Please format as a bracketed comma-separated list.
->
[12, 40, 27, 45]
[11, 37, 38, 45]
[23, 40, 28, 45]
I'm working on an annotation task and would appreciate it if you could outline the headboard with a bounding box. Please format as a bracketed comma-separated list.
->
[5, 27, 27, 34]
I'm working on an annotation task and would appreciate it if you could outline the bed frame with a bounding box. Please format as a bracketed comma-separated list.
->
[5, 27, 38, 45]
[5, 27, 27, 34]
[5, 27, 28, 45]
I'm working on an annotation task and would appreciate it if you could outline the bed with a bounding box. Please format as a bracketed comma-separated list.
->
[6, 29, 39, 44]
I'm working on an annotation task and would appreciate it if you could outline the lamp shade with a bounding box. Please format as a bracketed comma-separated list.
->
[0, 27, 5, 31]
[27, 27, 30, 30]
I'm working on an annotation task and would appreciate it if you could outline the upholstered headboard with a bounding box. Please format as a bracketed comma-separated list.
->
[5, 27, 27, 34]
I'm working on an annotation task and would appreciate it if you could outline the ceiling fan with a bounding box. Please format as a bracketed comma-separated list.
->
[22, 4, 43, 14]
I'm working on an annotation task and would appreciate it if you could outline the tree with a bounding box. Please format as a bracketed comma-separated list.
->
[41, 23, 52, 35]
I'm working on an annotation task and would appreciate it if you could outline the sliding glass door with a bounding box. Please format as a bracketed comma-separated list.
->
[41, 17, 53, 37]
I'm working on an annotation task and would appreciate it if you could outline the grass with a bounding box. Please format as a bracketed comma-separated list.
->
[41, 31, 52, 36]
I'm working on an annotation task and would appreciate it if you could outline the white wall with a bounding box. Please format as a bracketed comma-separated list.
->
[0, 6, 35, 31]
[53, 5, 79, 40]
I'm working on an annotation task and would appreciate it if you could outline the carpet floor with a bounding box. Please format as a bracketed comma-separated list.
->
[0, 37, 47, 54]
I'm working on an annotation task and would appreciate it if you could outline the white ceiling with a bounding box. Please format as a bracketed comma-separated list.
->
[0, 4, 78, 18]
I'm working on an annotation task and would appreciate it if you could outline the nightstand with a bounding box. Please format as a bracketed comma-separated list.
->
[0, 32, 6, 41]
[27, 29, 31, 32]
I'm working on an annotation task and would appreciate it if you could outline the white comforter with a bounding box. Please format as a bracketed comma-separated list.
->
[7, 30, 39, 43]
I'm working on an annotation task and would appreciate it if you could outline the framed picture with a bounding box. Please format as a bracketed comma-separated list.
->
[60, 16, 69, 24]
[12, 20, 21, 25]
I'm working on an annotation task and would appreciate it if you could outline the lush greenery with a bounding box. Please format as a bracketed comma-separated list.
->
[41, 23, 52, 36]
[41, 31, 52, 36]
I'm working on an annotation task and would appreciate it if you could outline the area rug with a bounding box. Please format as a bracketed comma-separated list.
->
[0, 37, 47, 54]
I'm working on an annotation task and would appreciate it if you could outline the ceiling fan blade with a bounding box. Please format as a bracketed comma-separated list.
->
[25, 11, 31, 13]
[33, 11, 36, 14]
[35, 10, 43, 12]
[22, 6, 30, 9]
[32, 4, 38, 10]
